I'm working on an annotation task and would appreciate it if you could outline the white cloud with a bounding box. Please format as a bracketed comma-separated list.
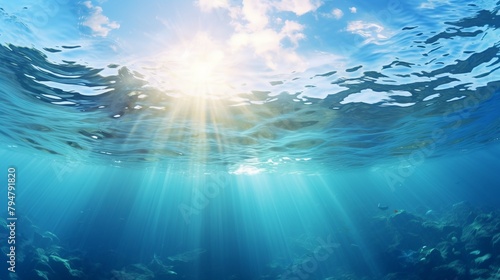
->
[281, 20, 305, 45]
[241, 0, 271, 31]
[231, 28, 281, 55]
[191, 0, 324, 71]
[347, 21, 390, 43]
[274, 0, 322, 16]
[82, 1, 119, 37]
[197, 0, 229, 12]
[349, 7, 357, 13]
[223, 0, 315, 70]
[229, 20, 306, 69]
[332, 8, 343, 19]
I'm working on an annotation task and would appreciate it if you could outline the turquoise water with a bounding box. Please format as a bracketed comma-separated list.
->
[1, 0, 500, 279]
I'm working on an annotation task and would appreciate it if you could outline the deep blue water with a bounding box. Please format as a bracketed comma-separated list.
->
[1, 0, 500, 279]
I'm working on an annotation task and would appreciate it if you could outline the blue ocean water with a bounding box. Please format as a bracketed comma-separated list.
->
[1, 0, 500, 279]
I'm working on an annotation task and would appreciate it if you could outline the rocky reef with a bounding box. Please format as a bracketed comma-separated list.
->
[373, 201, 500, 280]
[258, 201, 500, 280]
[1, 201, 499, 280]
[0, 217, 187, 280]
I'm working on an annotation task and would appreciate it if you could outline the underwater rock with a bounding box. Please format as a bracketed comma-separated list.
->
[33, 231, 60, 248]
[462, 213, 500, 252]
[111, 270, 153, 280]
[390, 211, 424, 232]
[384, 272, 421, 280]
[91, 249, 129, 272]
[420, 222, 443, 242]
[111, 264, 154, 280]
[448, 231, 461, 244]
[147, 255, 178, 279]
[474, 253, 492, 268]
[441, 225, 461, 238]
[399, 250, 418, 263]
[435, 239, 464, 263]
[33, 269, 50, 280]
[34, 259, 52, 274]
[430, 260, 466, 280]
[492, 233, 500, 254]
[474, 213, 496, 224]
[383, 246, 424, 273]
[470, 268, 491, 278]
[27, 247, 53, 279]
[33, 232, 54, 248]
[449, 201, 477, 226]
[167, 248, 206, 262]
[424, 248, 444, 265]
[421, 221, 460, 241]
[378, 203, 389, 210]
[34, 248, 49, 263]
[388, 211, 427, 249]
[414, 249, 464, 280]
[48, 255, 84, 279]
[470, 250, 481, 256]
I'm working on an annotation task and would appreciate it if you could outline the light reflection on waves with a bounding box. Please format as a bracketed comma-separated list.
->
[0, 5, 499, 171]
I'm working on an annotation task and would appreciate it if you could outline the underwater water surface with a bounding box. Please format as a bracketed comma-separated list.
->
[0, 0, 500, 279]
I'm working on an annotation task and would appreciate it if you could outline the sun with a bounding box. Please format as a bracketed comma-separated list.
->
[181, 47, 226, 95]
[135, 33, 248, 167]
[158, 33, 235, 98]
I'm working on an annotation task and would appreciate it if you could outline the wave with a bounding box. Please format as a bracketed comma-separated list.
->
[0, 1, 499, 173]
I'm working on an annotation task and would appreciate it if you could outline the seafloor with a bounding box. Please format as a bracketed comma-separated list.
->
[2, 201, 499, 280]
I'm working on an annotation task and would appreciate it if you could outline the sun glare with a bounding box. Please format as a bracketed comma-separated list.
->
[138, 33, 249, 167]
[183, 49, 225, 94]
[160, 33, 235, 98]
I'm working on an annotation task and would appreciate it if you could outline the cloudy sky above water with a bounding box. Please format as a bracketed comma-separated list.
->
[2, 0, 490, 100]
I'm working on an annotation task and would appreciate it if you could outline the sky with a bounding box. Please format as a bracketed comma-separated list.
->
[92, 0, 381, 69]
[77, 0, 418, 96]
[0, 0, 468, 98]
